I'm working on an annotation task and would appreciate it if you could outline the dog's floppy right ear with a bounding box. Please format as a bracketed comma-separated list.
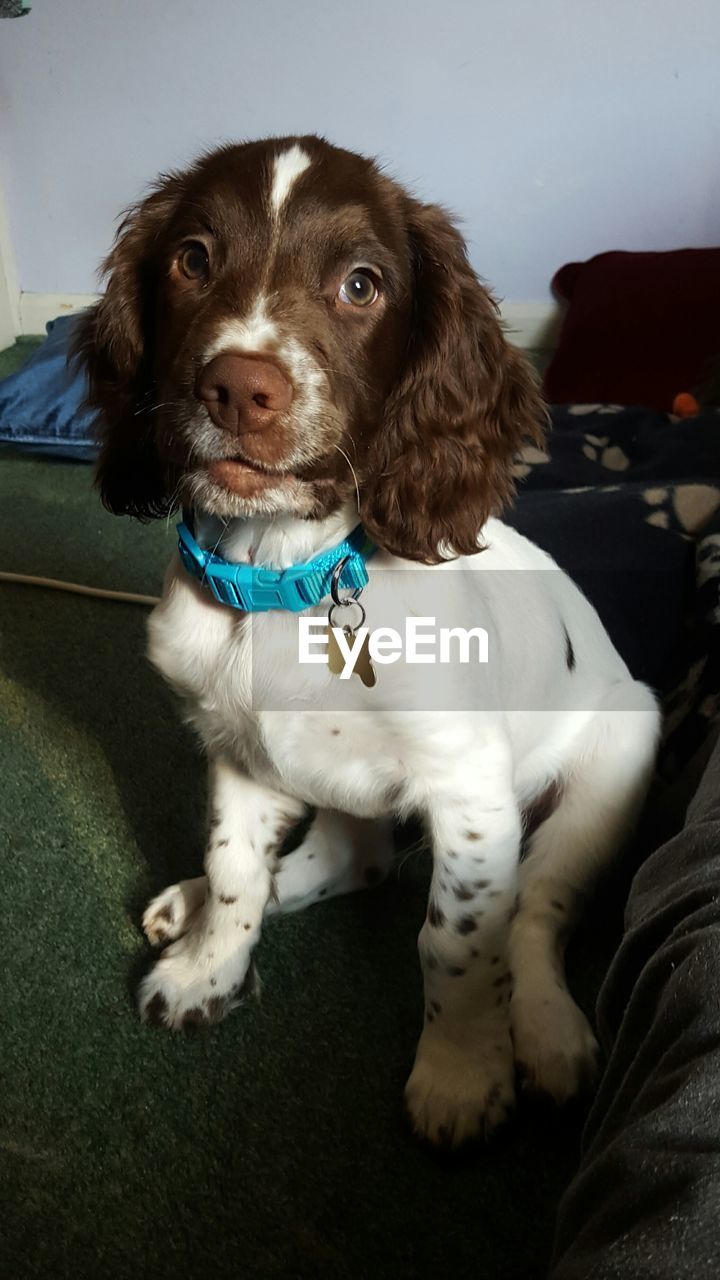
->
[359, 198, 547, 563]
[71, 177, 184, 518]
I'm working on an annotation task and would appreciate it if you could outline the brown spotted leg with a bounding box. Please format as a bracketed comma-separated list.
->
[138, 755, 305, 1029]
[143, 811, 395, 943]
[405, 772, 522, 1147]
[509, 684, 659, 1100]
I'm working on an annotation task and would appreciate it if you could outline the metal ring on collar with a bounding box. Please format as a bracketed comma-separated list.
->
[330, 555, 364, 607]
[328, 598, 366, 631]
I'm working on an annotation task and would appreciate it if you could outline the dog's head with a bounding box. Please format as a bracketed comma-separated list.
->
[74, 135, 546, 563]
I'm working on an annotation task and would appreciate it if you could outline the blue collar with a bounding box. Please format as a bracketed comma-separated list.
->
[177, 512, 375, 613]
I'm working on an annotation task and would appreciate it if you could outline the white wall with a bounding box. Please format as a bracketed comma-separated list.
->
[0, 0, 718, 307]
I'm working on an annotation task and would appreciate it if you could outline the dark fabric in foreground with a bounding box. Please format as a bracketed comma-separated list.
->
[550, 732, 720, 1279]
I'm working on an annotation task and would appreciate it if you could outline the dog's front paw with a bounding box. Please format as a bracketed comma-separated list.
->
[405, 1028, 515, 1148]
[142, 877, 207, 947]
[511, 989, 599, 1102]
[138, 939, 257, 1031]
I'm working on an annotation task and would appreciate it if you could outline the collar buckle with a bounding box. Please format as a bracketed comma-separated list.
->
[177, 516, 373, 614]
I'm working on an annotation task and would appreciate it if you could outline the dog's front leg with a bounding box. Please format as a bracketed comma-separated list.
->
[138, 756, 304, 1030]
[405, 775, 521, 1148]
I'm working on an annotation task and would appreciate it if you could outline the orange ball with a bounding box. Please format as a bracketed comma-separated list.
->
[672, 392, 700, 418]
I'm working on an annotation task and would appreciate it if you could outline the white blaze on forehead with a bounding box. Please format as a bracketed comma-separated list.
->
[201, 146, 312, 363]
[203, 297, 278, 361]
[270, 145, 311, 215]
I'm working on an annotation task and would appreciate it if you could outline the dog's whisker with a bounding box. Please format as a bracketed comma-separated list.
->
[163, 478, 184, 527]
[134, 399, 186, 417]
[396, 837, 429, 878]
[200, 517, 230, 586]
[318, 365, 376, 398]
[332, 444, 361, 514]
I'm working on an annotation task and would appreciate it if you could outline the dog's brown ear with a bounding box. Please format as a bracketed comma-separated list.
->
[359, 200, 548, 563]
[71, 177, 184, 518]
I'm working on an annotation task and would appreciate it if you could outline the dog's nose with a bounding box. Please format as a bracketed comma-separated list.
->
[196, 354, 293, 433]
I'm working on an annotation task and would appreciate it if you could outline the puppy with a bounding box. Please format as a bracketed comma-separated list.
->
[75, 136, 660, 1147]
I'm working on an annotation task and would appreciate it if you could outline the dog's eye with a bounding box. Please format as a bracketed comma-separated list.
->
[177, 242, 210, 282]
[338, 270, 378, 308]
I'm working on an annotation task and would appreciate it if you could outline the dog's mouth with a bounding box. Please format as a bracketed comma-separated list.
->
[207, 457, 297, 497]
[189, 452, 352, 520]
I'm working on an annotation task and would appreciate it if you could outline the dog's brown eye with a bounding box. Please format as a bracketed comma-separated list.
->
[178, 242, 210, 282]
[338, 270, 378, 308]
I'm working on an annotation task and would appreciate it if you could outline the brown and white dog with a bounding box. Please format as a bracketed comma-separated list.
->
[75, 136, 659, 1147]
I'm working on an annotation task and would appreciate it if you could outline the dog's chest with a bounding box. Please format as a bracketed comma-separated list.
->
[146, 561, 403, 812]
[147, 566, 256, 741]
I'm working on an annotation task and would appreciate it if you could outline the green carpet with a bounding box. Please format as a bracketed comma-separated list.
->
[1, 363, 604, 1278]
[0, 335, 44, 378]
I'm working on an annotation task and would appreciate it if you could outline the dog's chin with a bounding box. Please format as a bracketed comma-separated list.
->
[185, 462, 322, 519]
[208, 458, 295, 498]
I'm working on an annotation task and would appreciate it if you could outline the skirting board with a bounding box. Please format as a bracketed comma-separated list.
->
[0, 190, 21, 350]
[19, 293, 102, 337]
[17, 292, 563, 351]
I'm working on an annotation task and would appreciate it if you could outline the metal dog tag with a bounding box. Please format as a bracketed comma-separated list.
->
[326, 623, 377, 687]
[325, 555, 376, 688]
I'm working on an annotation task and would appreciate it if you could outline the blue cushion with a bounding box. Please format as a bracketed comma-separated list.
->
[0, 313, 97, 459]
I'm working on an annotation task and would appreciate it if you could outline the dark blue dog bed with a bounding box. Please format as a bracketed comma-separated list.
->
[0, 314, 96, 459]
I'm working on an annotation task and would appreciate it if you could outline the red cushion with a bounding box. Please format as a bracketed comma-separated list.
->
[543, 248, 720, 412]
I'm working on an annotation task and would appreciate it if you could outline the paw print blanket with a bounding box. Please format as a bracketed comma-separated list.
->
[508, 404, 720, 786]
